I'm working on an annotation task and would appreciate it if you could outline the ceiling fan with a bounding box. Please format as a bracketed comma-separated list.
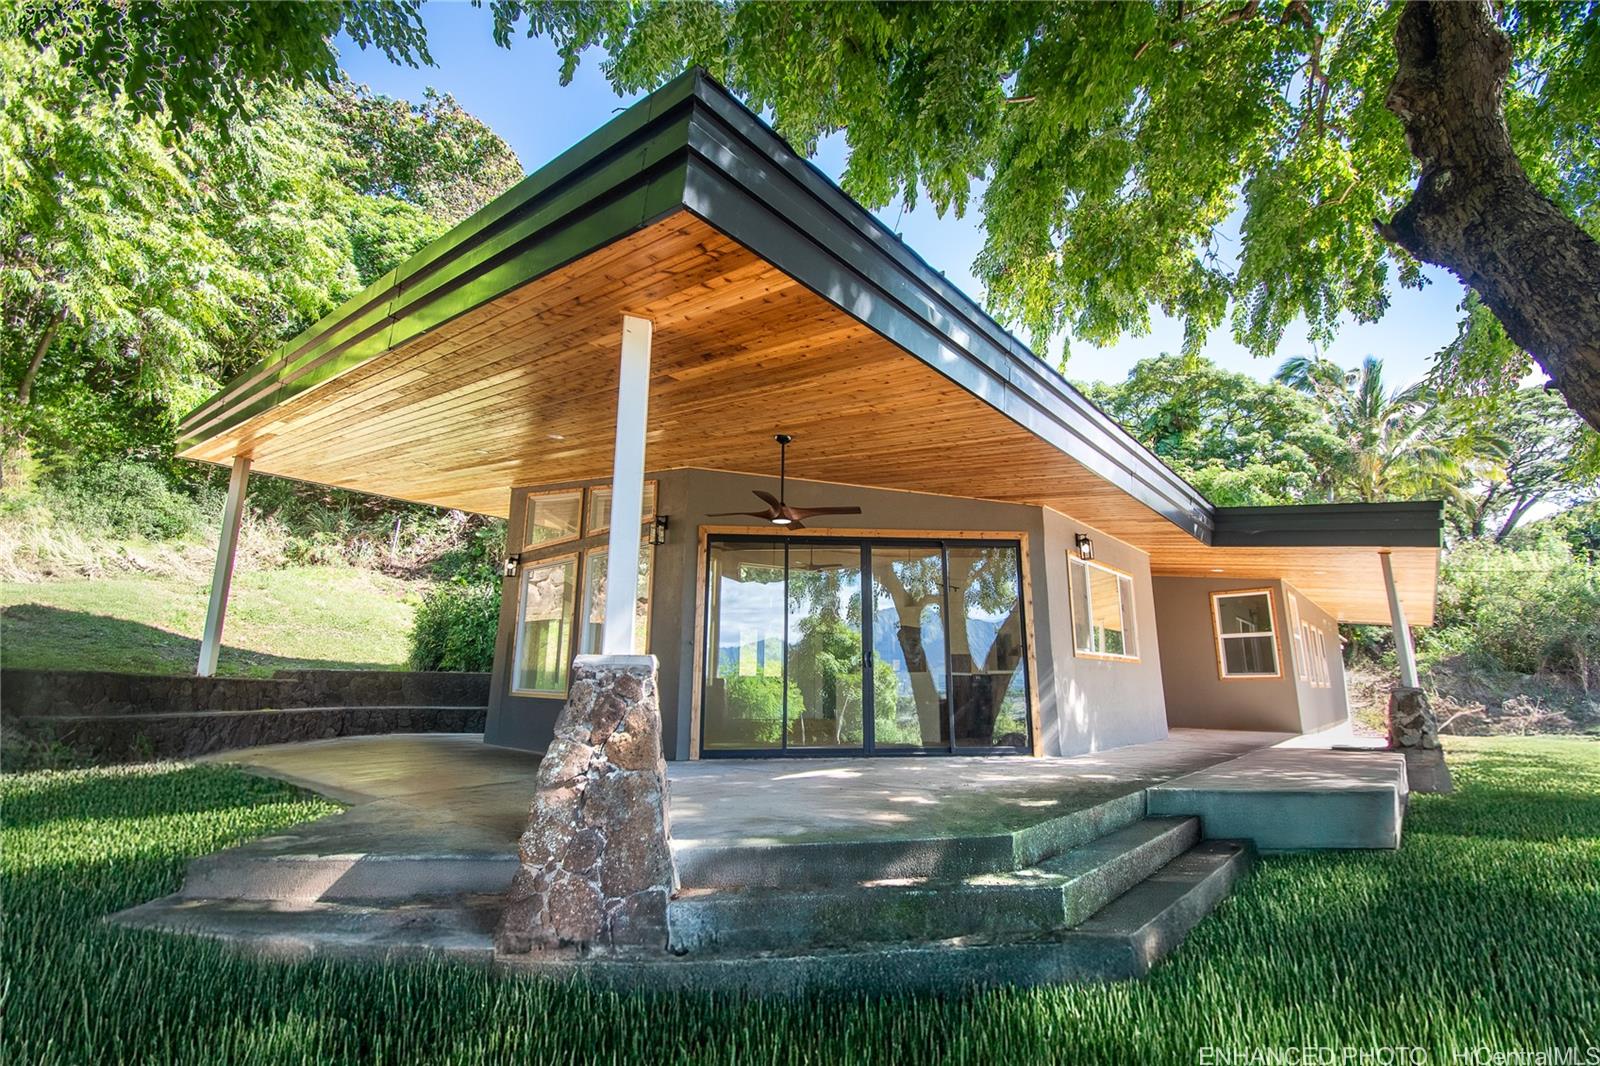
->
[708, 434, 862, 531]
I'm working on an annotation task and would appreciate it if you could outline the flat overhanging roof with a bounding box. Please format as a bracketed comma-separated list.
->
[177, 70, 1440, 625]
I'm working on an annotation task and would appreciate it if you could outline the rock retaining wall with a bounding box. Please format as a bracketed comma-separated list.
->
[1, 668, 490, 765]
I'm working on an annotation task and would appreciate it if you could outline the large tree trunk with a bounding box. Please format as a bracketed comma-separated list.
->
[1380, 0, 1600, 431]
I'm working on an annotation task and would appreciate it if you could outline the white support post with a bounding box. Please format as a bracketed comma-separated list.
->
[602, 315, 652, 655]
[1379, 550, 1420, 689]
[197, 457, 251, 677]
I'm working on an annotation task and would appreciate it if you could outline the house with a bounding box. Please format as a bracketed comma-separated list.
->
[176, 70, 1442, 765]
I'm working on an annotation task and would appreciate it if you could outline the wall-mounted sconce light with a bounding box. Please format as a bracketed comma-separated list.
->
[651, 515, 670, 546]
[1074, 533, 1094, 561]
[503, 553, 521, 577]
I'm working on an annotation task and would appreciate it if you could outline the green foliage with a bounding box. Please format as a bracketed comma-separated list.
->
[12, 0, 431, 133]
[489, 1, 1598, 386]
[1081, 354, 1345, 505]
[1423, 535, 1600, 688]
[5, 741, 1599, 1060]
[42, 459, 216, 541]
[407, 582, 501, 672]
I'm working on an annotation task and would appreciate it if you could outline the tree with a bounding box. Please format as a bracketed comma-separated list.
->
[480, 0, 1600, 430]
[1, 38, 521, 476]
[1274, 354, 1497, 504]
[1450, 388, 1600, 543]
[12, 0, 432, 133]
[1082, 354, 1346, 505]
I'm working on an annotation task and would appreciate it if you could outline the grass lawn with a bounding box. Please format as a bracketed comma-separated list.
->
[2, 736, 1597, 1065]
[0, 566, 421, 677]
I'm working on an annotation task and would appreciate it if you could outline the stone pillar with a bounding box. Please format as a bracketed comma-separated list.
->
[497, 655, 676, 955]
[1387, 687, 1439, 750]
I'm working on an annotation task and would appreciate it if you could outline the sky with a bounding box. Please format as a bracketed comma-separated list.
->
[337, 5, 1468, 389]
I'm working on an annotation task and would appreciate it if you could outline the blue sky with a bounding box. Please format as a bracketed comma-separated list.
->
[337, 5, 1467, 389]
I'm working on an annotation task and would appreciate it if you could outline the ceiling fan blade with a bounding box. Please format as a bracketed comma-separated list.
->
[706, 511, 776, 520]
[786, 505, 863, 519]
[752, 490, 782, 509]
[786, 521, 806, 531]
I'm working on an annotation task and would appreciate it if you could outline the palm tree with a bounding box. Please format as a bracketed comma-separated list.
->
[1274, 355, 1502, 503]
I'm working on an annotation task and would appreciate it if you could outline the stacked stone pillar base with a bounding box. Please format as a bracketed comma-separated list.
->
[1386, 686, 1439, 750]
[496, 655, 676, 955]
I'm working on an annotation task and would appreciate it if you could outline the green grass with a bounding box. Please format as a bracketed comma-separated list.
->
[2, 737, 1597, 1064]
[0, 566, 422, 677]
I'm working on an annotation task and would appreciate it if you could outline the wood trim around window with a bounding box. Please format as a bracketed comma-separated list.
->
[519, 486, 585, 552]
[1068, 556, 1141, 663]
[1209, 587, 1284, 680]
[586, 479, 659, 539]
[509, 551, 580, 698]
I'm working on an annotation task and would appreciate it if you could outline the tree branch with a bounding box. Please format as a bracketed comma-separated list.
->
[16, 310, 65, 408]
[1378, 0, 1600, 431]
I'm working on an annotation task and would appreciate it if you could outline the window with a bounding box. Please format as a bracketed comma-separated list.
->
[512, 555, 578, 695]
[578, 540, 655, 656]
[1287, 594, 1307, 680]
[1309, 626, 1331, 688]
[1211, 590, 1281, 678]
[587, 481, 658, 537]
[1069, 558, 1138, 660]
[522, 489, 582, 549]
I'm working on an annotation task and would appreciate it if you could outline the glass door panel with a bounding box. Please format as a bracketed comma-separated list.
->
[946, 545, 1029, 750]
[869, 546, 948, 749]
[785, 544, 865, 750]
[703, 543, 787, 751]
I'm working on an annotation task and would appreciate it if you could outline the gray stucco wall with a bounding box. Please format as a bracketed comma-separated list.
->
[1038, 509, 1168, 755]
[1282, 582, 1351, 733]
[1152, 576, 1347, 735]
[485, 468, 1171, 759]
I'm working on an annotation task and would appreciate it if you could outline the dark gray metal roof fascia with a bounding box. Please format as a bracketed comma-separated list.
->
[1212, 501, 1445, 548]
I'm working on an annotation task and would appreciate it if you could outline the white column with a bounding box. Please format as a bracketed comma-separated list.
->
[1379, 550, 1420, 689]
[197, 457, 251, 677]
[602, 315, 652, 655]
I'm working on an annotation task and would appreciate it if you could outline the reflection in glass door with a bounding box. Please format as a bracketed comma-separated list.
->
[869, 546, 948, 750]
[702, 537, 1030, 756]
[946, 546, 1030, 748]
[785, 544, 865, 750]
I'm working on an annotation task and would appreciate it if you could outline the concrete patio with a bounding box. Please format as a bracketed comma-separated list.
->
[112, 728, 1408, 990]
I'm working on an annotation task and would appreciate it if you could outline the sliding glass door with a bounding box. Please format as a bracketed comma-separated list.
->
[702, 536, 1031, 756]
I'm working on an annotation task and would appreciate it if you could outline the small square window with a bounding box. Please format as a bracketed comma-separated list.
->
[587, 481, 657, 537]
[522, 490, 582, 550]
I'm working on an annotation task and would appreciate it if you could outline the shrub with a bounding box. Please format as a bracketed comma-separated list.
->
[407, 581, 500, 672]
[45, 460, 215, 540]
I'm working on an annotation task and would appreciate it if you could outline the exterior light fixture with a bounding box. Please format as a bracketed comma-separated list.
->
[503, 553, 521, 577]
[1074, 533, 1094, 561]
[651, 515, 669, 545]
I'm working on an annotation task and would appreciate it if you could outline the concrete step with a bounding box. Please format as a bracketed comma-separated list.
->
[668, 816, 1198, 954]
[670, 789, 1147, 890]
[180, 850, 517, 903]
[112, 839, 1252, 992]
[1061, 839, 1253, 978]
[1146, 748, 1407, 851]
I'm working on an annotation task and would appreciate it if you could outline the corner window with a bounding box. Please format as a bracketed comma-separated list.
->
[1211, 589, 1281, 678]
[512, 555, 578, 695]
[578, 540, 654, 656]
[1287, 595, 1307, 680]
[587, 481, 658, 538]
[1069, 558, 1138, 661]
[522, 490, 582, 550]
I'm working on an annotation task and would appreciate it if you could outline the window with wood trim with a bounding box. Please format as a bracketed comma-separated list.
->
[586, 480, 658, 538]
[522, 489, 582, 550]
[1287, 594, 1307, 680]
[1211, 589, 1281, 678]
[511, 554, 578, 696]
[578, 539, 654, 656]
[1069, 558, 1138, 660]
